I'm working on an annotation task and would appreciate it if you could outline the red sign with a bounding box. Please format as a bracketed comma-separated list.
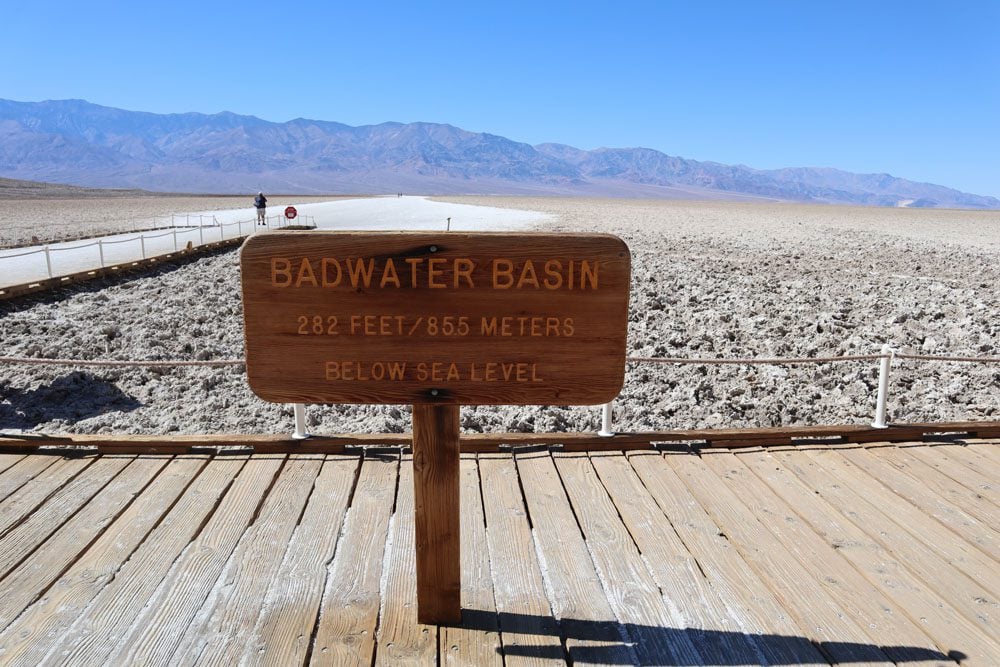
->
[284, 206, 298, 220]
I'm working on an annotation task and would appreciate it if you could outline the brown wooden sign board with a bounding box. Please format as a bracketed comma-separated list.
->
[240, 231, 631, 406]
[241, 230, 630, 625]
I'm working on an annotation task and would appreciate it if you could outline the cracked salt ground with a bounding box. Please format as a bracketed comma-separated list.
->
[1, 197, 998, 435]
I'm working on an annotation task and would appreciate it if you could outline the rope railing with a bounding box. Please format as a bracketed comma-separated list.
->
[627, 353, 1000, 364]
[1, 214, 317, 288]
[2, 348, 997, 439]
[3, 351, 998, 368]
[0, 217, 259, 283]
[2, 351, 998, 368]
[0, 356, 244, 367]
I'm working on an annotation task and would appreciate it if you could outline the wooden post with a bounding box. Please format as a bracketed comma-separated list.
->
[412, 403, 461, 624]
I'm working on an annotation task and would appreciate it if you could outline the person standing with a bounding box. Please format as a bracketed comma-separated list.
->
[254, 191, 268, 225]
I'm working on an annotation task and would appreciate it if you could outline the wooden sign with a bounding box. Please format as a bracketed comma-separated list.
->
[240, 231, 631, 406]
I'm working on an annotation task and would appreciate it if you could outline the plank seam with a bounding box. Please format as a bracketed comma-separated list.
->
[472, 452, 507, 664]
[367, 449, 402, 667]
[556, 452, 645, 663]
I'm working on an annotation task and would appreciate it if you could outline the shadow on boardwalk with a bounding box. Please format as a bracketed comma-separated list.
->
[460, 609, 966, 665]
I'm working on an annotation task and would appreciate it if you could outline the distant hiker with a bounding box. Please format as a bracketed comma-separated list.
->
[254, 192, 267, 225]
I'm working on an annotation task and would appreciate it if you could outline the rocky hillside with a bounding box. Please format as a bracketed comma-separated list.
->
[1, 98, 996, 208]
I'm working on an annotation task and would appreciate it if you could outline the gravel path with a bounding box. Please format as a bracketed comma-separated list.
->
[1, 197, 998, 435]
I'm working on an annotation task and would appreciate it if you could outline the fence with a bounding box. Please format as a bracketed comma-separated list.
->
[0, 212, 321, 248]
[2, 347, 998, 440]
[0, 214, 315, 287]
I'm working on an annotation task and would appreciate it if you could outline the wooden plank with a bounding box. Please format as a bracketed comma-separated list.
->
[666, 450, 895, 665]
[42, 455, 248, 665]
[777, 447, 1000, 643]
[0, 455, 58, 506]
[741, 446, 1000, 666]
[0, 456, 88, 532]
[172, 454, 326, 665]
[0, 456, 131, 582]
[837, 444, 1000, 561]
[479, 452, 565, 665]
[0, 456, 168, 632]
[947, 442, 1000, 478]
[553, 451, 705, 665]
[0, 456, 206, 665]
[244, 455, 361, 666]
[626, 450, 828, 664]
[374, 455, 438, 665]
[865, 444, 999, 531]
[516, 450, 636, 664]
[310, 453, 399, 666]
[902, 444, 1000, 508]
[241, 231, 631, 405]
[966, 440, 1000, 464]
[589, 450, 771, 665]
[0, 454, 24, 476]
[806, 447, 1000, 598]
[104, 455, 285, 666]
[440, 454, 502, 667]
[2, 420, 999, 454]
[702, 449, 952, 666]
[412, 404, 461, 624]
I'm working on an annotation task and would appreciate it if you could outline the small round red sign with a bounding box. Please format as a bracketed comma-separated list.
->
[284, 206, 298, 220]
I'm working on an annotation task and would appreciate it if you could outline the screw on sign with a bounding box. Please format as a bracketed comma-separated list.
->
[284, 206, 298, 220]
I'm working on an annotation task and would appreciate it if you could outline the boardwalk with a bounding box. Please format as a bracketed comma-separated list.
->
[0, 440, 997, 665]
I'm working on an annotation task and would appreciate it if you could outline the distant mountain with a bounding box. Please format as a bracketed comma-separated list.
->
[1, 98, 996, 208]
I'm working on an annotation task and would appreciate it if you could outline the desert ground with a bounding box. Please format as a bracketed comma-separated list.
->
[1, 195, 998, 435]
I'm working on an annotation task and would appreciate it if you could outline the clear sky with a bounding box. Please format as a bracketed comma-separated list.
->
[3, 1, 998, 196]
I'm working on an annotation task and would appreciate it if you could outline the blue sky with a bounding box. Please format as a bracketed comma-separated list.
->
[3, 1, 998, 196]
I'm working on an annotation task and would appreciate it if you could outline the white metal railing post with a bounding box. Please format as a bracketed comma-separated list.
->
[292, 403, 310, 439]
[172, 227, 178, 251]
[599, 400, 615, 437]
[871, 344, 894, 429]
[98, 239, 105, 267]
[199, 224, 204, 245]
[44, 245, 53, 277]
[140, 234, 146, 258]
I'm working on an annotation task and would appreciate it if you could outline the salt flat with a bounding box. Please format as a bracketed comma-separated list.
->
[0, 196, 998, 435]
[0, 196, 550, 287]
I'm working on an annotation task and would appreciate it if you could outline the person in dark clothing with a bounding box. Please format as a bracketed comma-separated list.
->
[254, 192, 267, 225]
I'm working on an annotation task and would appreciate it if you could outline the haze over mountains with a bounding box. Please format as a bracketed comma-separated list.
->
[1, 98, 996, 209]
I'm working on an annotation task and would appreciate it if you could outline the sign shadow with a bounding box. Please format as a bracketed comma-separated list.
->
[458, 608, 966, 665]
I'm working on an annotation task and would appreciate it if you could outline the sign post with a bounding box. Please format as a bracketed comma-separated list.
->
[240, 231, 630, 624]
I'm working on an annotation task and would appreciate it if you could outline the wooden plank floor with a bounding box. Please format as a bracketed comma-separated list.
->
[0, 440, 997, 665]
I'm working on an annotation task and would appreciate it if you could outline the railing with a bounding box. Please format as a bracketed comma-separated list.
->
[0, 212, 317, 248]
[0, 214, 316, 287]
[1, 348, 997, 439]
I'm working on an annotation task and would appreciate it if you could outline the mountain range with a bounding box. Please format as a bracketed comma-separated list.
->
[1, 98, 996, 209]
